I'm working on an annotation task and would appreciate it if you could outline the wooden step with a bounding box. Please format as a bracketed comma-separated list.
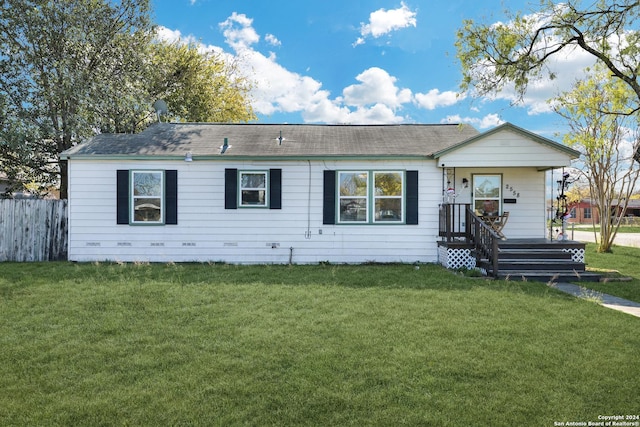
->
[498, 249, 573, 260]
[497, 270, 602, 282]
[497, 260, 585, 272]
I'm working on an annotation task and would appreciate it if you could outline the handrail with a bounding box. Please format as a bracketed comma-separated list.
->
[438, 203, 470, 242]
[466, 207, 501, 278]
[439, 203, 501, 278]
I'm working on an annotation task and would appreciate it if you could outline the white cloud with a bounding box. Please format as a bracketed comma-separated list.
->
[414, 89, 465, 110]
[265, 34, 281, 46]
[618, 126, 640, 161]
[343, 67, 412, 109]
[219, 12, 260, 51]
[238, 50, 321, 116]
[360, 3, 416, 38]
[155, 26, 198, 45]
[156, 26, 226, 58]
[156, 14, 446, 124]
[442, 114, 504, 129]
[215, 14, 412, 123]
[303, 101, 404, 124]
[357, 2, 417, 44]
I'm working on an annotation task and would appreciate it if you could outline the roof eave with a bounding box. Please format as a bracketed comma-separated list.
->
[61, 154, 435, 162]
[431, 122, 581, 159]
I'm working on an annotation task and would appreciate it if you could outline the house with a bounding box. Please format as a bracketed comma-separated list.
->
[568, 198, 640, 225]
[567, 199, 598, 224]
[60, 122, 587, 277]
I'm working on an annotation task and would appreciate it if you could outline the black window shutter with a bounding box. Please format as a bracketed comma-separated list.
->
[225, 168, 238, 209]
[269, 169, 282, 209]
[406, 170, 418, 225]
[165, 170, 178, 224]
[116, 170, 130, 224]
[323, 170, 336, 225]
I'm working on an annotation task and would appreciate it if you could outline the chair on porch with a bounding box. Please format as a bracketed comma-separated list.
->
[480, 212, 509, 239]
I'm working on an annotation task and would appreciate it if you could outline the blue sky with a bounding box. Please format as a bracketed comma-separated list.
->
[151, 0, 594, 138]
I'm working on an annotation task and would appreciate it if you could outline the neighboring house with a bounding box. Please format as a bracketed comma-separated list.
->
[568, 198, 640, 225]
[618, 199, 640, 218]
[567, 199, 599, 224]
[60, 122, 580, 266]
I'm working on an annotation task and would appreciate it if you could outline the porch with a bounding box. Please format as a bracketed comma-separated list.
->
[438, 203, 599, 282]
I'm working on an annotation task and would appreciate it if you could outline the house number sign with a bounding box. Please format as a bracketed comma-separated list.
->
[504, 184, 520, 198]
[504, 184, 520, 204]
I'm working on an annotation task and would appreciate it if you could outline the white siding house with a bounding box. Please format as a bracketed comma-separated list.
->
[60, 122, 580, 264]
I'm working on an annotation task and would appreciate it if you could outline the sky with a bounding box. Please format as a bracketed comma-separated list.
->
[151, 0, 596, 139]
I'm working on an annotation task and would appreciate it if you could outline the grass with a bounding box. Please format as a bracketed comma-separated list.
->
[1, 262, 639, 426]
[583, 243, 640, 302]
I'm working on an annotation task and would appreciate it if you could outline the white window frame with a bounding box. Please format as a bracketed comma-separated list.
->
[472, 174, 502, 216]
[373, 171, 404, 223]
[131, 170, 164, 224]
[338, 171, 369, 223]
[239, 170, 268, 207]
[337, 170, 405, 224]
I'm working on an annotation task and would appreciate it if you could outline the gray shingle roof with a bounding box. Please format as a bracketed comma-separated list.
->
[60, 122, 480, 159]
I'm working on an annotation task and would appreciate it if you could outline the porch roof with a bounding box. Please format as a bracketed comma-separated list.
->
[432, 123, 580, 169]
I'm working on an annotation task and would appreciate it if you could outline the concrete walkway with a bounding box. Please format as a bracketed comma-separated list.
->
[553, 282, 640, 318]
[541, 228, 640, 316]
[556, 230, 640, 317]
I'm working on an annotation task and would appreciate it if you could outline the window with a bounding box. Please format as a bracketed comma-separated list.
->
[225, 169, 281, 210]
[374, 172, 403, 221]
[117, 170, 177, 225]
[473, 174, 502, 216]
[131, 171, 163, 223]
[584, 207, 592, 219]
[240, 171, 267, 207]
[336, 170, 404, 224]
[323, 170, 418, 225]
[339, 171, 368, 222]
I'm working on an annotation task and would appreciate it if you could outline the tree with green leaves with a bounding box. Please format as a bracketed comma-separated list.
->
[0, 0, 154, 199]
[0, 1, 256, 199]
[456, 0, 640, 250]
[95, 40, 256, 135]
[553, 66, 640, 252]
[456, 0, 640, 114]
[146, 41, 255, 126]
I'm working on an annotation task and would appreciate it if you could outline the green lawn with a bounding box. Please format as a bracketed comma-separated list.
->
[1, 262, 638, 426]
[583, 243, 640, 302]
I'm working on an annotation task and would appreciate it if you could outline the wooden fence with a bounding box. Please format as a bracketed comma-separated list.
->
[0, 199, 68, 261]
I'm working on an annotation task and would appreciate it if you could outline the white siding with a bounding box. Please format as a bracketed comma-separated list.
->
[452, 167, 547, 238]
[67, 159, 442, 264]
[438, 129, 574, 168]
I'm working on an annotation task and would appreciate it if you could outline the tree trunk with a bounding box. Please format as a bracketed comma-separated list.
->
[59, 160, 68, 200]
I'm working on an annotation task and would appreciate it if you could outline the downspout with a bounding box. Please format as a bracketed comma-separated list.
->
[305, 160, 312, 239]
